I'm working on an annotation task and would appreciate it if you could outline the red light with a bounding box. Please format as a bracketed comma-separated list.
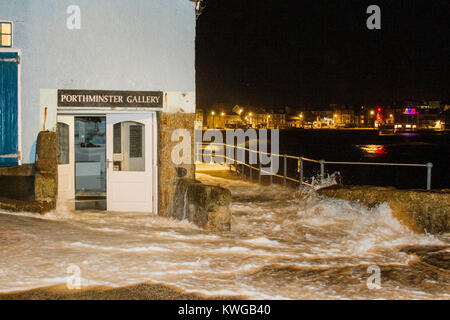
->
[377, 108, 382, 112]
[375, 146, 387, 154]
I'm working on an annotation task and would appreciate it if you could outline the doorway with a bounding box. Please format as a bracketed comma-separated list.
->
[74, 116, 106, 209]
[57, 112, 157, 213]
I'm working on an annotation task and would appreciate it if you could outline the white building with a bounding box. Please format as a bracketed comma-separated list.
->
[0, 0, 198, 214]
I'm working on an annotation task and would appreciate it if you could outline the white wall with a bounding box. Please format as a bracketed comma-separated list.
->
[0, 0, 196, 163]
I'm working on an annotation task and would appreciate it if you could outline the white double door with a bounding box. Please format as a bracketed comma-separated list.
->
[57, 112, 157, 213]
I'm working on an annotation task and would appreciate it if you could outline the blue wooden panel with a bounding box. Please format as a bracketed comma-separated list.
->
[0, 52, 18, 166]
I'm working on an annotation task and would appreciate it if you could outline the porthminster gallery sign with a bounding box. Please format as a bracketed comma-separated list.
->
[58, 90, 163, 108]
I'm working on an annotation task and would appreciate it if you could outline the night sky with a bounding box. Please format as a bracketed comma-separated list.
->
[196, 0, 450, 110]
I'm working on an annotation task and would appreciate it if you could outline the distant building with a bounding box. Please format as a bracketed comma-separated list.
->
[206, 113, 241, 129]
[267, 110, 287, 129]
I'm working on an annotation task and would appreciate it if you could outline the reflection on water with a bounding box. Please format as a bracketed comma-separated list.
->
[358, 145, 388, 155]
[400, 133, 420, 137]
[0, 169, 448, 299]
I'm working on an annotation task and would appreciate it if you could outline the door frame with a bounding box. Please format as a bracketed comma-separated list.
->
[0, 48, 22, 164]
[56, 115, 75, 205]
[74, 115, 107, 198]
[56, 110, 158, 214]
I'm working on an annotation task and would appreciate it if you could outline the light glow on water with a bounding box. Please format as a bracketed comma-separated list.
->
[0, 169, 448, 299]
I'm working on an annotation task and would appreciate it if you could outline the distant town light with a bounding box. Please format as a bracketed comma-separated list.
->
[370, 110, 375, 115]
[249, 113, 253, 116]
[239, 109, 243, 114]
[334, 114, 338, 118]
[404, 107, 418, 115]
[435, 120, 442, 129]
[390, 114, 393, 118]
[211, 111, 215, 115]
[299, 114, 303, 118]
[221, 112, 225, 116]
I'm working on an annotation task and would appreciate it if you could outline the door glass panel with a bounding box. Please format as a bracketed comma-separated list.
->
[57, 122, 69, 165]
[75, 117, 106, 195]
[113, 121, 145, 172]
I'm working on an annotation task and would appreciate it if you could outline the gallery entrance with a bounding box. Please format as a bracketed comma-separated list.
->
[57, 112, 158, 213]
[74, 116, 106, 209]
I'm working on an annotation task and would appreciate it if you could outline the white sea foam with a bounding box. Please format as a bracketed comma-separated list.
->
[0, 167, 447, 299]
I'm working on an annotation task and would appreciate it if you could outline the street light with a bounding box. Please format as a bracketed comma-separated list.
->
[370, 110, 375, 115]
[221, 112, 225, 116]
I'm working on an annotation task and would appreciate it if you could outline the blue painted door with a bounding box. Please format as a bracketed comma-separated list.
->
[0, 52, 19, 166]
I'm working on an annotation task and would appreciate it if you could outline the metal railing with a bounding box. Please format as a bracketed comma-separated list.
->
[195, 142, 434, 190]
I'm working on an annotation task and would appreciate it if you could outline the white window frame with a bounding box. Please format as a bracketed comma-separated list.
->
[0, 21, 13, 48]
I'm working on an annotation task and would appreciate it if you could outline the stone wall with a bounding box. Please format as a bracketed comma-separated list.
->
[0, 164, 35, 201]
[158, 112, 196, 216]
[317, 185, 450, 234]
[0, 131, 57, 214]
[170, 178, 232, 231]
[34, 131, 58, 207]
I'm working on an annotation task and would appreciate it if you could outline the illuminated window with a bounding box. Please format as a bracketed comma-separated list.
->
[0, 22, 12, 47]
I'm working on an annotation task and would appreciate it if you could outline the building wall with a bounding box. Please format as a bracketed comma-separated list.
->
[0, 0, 196, 164]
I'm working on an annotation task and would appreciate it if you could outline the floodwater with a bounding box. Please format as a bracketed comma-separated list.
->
[0, 166, 449, 299]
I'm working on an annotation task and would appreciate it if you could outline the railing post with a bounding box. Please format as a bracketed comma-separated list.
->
[249, 164, 253, 181]
[283, 154, 287, 186]
[299, 157, 304, 186]
[320, 160, 325, 184]
[195, 142, 199, 162]
[234, 145, 237, 175]
[269, 153, 273, 185]
[241, 163, 245, 180]
[426, 162, 433, 191]
[258, 162, 262, 184]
